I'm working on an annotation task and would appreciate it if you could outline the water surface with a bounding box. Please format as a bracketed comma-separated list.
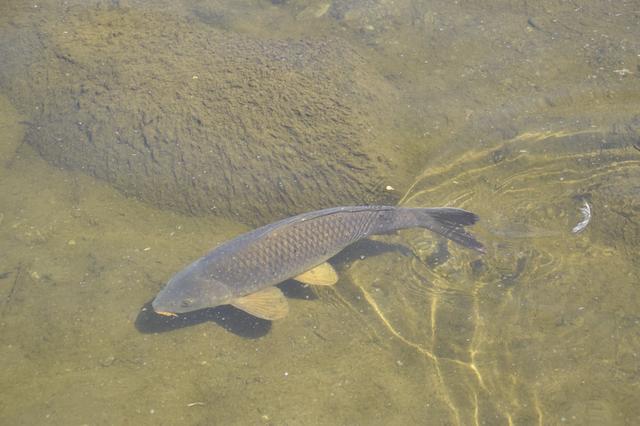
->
[0, 1, 639, 424]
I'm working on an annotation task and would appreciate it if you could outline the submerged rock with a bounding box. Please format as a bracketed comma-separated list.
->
[1, 7, 400, 224]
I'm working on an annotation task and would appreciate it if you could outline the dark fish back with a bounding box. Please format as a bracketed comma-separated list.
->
[202, 207, 389, 294]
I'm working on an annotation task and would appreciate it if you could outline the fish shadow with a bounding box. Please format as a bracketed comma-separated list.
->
[331, 238, 413, 264]
[278, 279, 318, 300]
[135, 300, 272, 338]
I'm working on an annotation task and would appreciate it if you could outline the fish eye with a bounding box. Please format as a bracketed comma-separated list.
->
[181, 298, 194, 307]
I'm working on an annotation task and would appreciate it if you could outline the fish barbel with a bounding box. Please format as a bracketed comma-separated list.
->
[152, 206, 484, 320]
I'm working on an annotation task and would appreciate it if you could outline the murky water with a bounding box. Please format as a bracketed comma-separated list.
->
[1, 1, 639, 425]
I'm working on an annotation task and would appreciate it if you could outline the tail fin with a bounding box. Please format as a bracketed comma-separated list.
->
[418, 208, 485, 253]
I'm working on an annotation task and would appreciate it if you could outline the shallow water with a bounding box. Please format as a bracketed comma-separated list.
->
[1, 1, 639, 425]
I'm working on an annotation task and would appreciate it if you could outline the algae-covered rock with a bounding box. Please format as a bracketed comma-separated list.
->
[1, 7, 400, 224]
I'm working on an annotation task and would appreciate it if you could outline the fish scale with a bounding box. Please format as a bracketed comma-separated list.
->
[214, 209, 380, 293]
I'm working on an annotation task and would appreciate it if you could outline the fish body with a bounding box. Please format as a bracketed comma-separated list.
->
[152, 206, 484, 319]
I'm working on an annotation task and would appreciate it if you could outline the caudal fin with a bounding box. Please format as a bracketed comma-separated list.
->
[418, 208, 485, 253]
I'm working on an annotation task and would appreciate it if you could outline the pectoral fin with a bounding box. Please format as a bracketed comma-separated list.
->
[294, 262, 338, 286]
[231, 287, 289, 320]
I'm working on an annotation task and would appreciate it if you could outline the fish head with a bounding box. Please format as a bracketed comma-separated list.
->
[152, 258, 231, 315]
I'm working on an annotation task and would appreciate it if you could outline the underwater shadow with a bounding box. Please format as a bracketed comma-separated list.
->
[278, 279, 318, 300]
[331, 238, 413, 265]
[135, 300, 272, 339]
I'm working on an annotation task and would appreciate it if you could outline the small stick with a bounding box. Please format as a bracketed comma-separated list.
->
[2, 263, 24, 317]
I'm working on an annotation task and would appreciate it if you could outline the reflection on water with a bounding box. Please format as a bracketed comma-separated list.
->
[1, 0, 639, 424]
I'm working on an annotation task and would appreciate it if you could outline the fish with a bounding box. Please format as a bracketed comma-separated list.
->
[152, 206, 484, 320]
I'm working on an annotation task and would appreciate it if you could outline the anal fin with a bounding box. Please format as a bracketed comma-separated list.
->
[231, 287, 289, 320]
[294, 262, 338, 286]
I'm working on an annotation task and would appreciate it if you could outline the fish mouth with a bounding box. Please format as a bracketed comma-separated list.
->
[155, 310, 178, 317]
